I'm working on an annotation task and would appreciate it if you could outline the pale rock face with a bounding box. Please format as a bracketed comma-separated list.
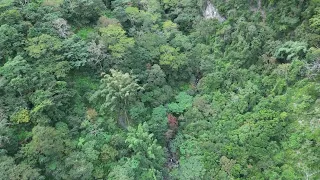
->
[203, 1, 225, 22]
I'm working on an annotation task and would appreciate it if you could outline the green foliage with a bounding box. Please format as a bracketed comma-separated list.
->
[73, 75, 99, 96]
[62, 35, 90, 67]
[171, 156, 206, 180]
[10, 109, 30, 124]
[107, 162, 134, 180]
[25, 34, 62, 58]
[0, 155, 43, 180]
[21, 125, 69, 165]
[163, 0, 201, 32]
[168, 92, 193, 113]
[76, 27, 94, 40]
[64, 152, 94, 180]
[99, 24, 135, 59]
[125, 123, 166, 178]
[61, 0, 106, 26]
[274, 41, 308, 63]
[0, 56, 32, 95]
[159, 45, 187, 69]
[146, 64, 166, 87]
[0, 1, 320, 179]
[91, 69, 142, 113]
[42, 0, 63, 6]
[309, 7, 320, 33]
[0, 8, 22, 25]
[141, 64, 173, 107]
[0, 0, 13, 10]
[148, 105, 167, 143]
[0, 24, 22, 59]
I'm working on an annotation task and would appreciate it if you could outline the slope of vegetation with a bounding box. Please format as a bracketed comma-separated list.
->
[0, 0, 319, 179]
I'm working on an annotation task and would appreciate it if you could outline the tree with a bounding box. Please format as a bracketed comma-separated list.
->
[61, 0, 106, 26]
[146, 64, 166, 88]
[159, 45, 187, 69]
[124, 4, 161, 33]
[107, 162, 135, 180]
[0, 24, 22, 60]
[10, 108, 30, 124]
[0, 0, 319, 179]
[0, 56, 32, 96]
[62, 35, 90, 68]
[167, 92, 193, 114]
[310, 7, 320, 33]
[90, 69, 142, 125]
[0, 155, 43, 180]
[0, 106, 13, 151]
[21, 125, 69, 165]
[141, 64, 173, 107]
[64, 152, 94, 180]
[274, 41, 308, 63]
[87, 40, 107, 70]
[99, 25, 135, 60]
[0, 8, 23, 25]
[171, 156, 206, 180]
[25, 34, 62, 59]
[29, 81, 73, 124]
[125, 123, 166, 179]
[52, 18, 71, 38]
[164, 0, 201, 32]
[148, 105, 168, 144]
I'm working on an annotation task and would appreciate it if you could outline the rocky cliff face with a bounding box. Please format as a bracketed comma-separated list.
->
[203, 1, 225, 22]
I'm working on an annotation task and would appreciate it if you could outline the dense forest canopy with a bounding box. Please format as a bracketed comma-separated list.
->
[0, 0, 319, 179]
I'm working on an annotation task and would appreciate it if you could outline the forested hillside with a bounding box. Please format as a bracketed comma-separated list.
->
[0, 0, 319, 179]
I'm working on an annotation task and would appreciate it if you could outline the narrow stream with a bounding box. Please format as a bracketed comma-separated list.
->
[164, 2, 224, 178]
